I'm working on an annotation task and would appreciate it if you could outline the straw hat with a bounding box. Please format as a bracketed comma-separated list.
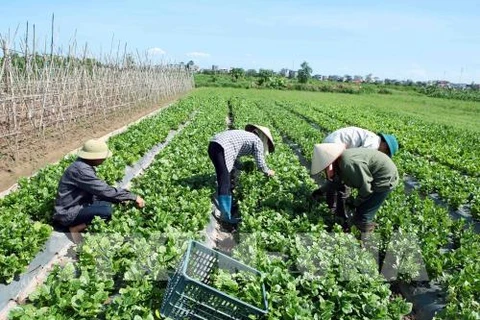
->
[245, 124, 275, 153]
[311, 143, 345, 175]
[78, 139, 112, 160]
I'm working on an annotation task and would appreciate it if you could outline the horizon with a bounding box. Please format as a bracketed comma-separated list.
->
[1, 0, 479, 83]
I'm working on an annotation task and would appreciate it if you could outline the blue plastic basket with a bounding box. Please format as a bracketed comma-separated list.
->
[160, 240, 268, 319]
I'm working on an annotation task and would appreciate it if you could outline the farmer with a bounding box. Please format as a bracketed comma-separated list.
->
[314, 127, 399, 222]
[311, 143, 399, 233]
[323, 126, 399, 157]
[53, 139, 145, 242]
[208, 124, 275, 224]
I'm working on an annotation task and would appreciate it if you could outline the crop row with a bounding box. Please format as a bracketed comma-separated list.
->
[314, 103, 479, 214]
[0, 97, 198, 284]
[278, 100, 480, 217]
[10, 91, 413, 319]
[242, 93, 479, 318]
[6, 88, 479, 318]
[9, 92, 227, 319]
[221, 95, 413, 319]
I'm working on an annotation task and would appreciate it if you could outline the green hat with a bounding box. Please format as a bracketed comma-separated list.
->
[378, 133, 399, 157]
[78, 139, 112, 160]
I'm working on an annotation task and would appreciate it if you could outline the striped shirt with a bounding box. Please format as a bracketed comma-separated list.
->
[211, 130, 270, 173]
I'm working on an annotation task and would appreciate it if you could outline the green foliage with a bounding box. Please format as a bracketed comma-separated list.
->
[257, 69, 275, 86]
[2, 53, 102, 76]
[6, 88, 480, 318]
[297, 61, 312, 84]
[211, 269, 264, 309]
[245, 68, 258, 77]
[0, 97, 197, 284]
[230, 67, 245, 82]
[194, 73, 368, 94]
[416, 85, 480, 102]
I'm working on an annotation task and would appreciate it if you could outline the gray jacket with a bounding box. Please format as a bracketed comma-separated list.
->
[53, 159, 136, 225]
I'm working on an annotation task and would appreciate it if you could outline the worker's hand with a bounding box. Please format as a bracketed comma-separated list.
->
[267, 169, 275, 177]
[135, 196, 145, 208]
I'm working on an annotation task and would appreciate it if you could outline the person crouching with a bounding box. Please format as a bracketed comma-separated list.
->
[53, 139, 145, 243]
[311, 143, 399, 233]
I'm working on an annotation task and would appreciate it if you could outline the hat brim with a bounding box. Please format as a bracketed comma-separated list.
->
[378, 133, 395, 157]
[245, 124, 275, 153]
[78, 149, 112, 160]
[311, 143, 345, 175]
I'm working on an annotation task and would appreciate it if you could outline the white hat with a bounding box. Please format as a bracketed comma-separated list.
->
[311, 143, 345, 175]
[78, 139, 112, 160]
[245, 124, 275, 153]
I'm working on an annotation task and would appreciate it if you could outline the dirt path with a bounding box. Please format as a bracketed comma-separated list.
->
[0, 95, 184, 193]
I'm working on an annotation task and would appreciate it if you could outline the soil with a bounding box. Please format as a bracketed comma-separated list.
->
[0, 95, 184, 193]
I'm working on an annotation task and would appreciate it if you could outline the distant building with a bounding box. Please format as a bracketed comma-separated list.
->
[218, 67, 230, 74]
[353, 75, 363, 83]
[469, 83, 480, 90]
[279, 68, 289, 77]
[212, 65, 219, 71]
[450, 83, 468, 90]
[327, 75, 341, 82]
[288, 70, 298, 79]
[435, 80, 450, 88]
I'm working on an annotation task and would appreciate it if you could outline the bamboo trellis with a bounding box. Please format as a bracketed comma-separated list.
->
[0, 34, 194, 161]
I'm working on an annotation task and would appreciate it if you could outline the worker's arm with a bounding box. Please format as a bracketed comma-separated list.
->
[72, 167, 137, 203]
[312, 176, 343, 200]
[341, 161, 374, 206]
[252, 139, 274, 176]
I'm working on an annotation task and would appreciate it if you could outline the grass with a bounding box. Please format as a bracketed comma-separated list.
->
[197, 87, 480, 133]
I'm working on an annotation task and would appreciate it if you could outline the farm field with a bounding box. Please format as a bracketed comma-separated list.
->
[2, 87, 480, 319]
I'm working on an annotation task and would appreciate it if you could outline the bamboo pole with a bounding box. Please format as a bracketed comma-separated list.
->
[0, 26, 193, 160]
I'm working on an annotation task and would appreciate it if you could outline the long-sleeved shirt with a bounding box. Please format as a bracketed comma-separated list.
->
[211, 130, 270, 174]
[53, 159, 137, 225]
[320, 148, 398, 205]
[323, 126, 380, 150]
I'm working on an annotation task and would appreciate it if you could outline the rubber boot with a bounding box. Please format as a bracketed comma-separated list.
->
[357, 222, 377, 248]
[358, 222, 377, 233]
[218, 195, 240, 224]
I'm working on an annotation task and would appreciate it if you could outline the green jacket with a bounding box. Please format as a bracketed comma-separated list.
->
[321, 148, 399, 205]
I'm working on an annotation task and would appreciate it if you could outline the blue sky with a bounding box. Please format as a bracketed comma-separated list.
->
[1, 0, 479, 83]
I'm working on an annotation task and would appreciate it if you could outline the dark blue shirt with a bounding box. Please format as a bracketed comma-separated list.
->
[53, 159, 136, 225]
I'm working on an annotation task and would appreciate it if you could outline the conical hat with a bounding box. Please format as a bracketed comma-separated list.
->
[245, 124, 275, 153]
[311, 143, 345, 175]
[78, 139, 112, 160]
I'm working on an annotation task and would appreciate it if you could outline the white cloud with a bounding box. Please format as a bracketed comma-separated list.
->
[147, 47, 166, 55]
[186, 52, 211, 58]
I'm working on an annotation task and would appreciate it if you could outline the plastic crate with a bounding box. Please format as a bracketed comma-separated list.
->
[160, 240, 268, 319]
